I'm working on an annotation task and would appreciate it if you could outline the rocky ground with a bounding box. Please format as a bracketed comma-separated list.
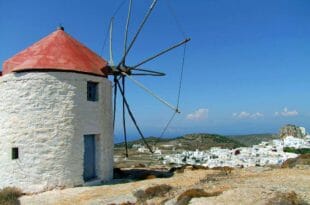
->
[20, 165, 310, 205]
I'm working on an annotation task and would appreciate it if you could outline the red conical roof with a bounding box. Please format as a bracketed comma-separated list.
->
[3, 28, 108, 76]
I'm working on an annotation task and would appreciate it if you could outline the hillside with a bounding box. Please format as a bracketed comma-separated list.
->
[172, 133, 245, 150]
[229, 133, 279, 146]
[115, 136, 171, 148]
[115, 133, 245, 151]
[20, 167, 310, 205]
[114, 134, 245, 168]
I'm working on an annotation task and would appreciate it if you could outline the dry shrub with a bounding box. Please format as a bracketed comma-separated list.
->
[120, 202, 136, 205]
[114, 168, 172, 181]
[282, 154, 310, 168]
[137, 173, 155, 180]
[0, 187, 22, 205]
[266, 191, 309, 205]
[200, 174, 220, 183]
[108, 202, 135, 205]
[191, 165, 208, 170]
[222, 166, 234, 175]
[133, 190, 147, 203]
[134, 163, 146, 168]
[145, 175, 157, 180]
[266, 164, 281, 169]
[169, 166, 182, 173]
[299, 154, 310, 159]
[169, 165, 189, 173]
[144, 184, 172, 199]
[176, 188, 222, 205]
[281, 158, 298, 168]
[211, 166, 234, 175]
[134, 184, 173, 203]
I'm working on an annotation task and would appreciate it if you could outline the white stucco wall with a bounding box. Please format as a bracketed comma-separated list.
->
[0, 71, 113, 193]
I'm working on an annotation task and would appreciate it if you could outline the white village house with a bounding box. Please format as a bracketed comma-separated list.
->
[163, 133, 310, 168]
[0, 27, 113, 193]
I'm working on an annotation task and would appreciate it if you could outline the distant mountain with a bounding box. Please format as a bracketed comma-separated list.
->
[115, 136, 171, 148]
[115, 133, 245, 151]
[229, 133, 279, 147]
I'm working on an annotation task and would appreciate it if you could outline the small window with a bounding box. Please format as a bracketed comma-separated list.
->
[87, 81, 98, 101]
[12, 147, 19, 160]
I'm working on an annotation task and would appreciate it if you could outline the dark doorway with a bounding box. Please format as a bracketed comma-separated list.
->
[83, 134, 96, 181]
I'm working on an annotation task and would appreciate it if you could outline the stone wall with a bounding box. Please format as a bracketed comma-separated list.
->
[0, 72, 113, 193]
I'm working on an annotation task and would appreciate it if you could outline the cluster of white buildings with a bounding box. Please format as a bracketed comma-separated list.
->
[133, 144, 162, 155]
[162, 134, 310, 168]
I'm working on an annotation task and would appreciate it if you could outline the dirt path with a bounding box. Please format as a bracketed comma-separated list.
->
[20, 167, 310, 205]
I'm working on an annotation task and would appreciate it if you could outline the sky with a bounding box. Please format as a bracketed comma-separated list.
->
[1, 0, 310, 142]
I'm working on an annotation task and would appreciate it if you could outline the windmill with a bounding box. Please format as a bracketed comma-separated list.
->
[107, 0, 190, 157]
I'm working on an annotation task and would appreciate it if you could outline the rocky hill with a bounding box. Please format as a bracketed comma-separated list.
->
[230, 133, 278, 146]
[173, 134, 245, 150]
[280, 124, 305, 139]
[115, 133, 245, 151]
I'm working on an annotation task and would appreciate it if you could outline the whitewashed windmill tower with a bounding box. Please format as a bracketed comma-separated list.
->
[0, 0, 189, 193]
[0, 27, 114, 192]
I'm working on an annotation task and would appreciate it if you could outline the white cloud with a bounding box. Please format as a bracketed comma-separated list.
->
[186, 108, 208, 121]
[233, 111, 250, 119]
[233, 111, 264, 119]
[251, 112, 264, 119]
[275, 107, 298, 117]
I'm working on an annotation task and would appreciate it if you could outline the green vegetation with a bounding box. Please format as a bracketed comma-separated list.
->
[283, 147, 310, 154]
[0, 187, 22, 205]
[229, 133, 278, 146]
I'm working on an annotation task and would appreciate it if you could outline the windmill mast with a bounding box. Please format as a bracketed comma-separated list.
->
[107, 0, 190, 156]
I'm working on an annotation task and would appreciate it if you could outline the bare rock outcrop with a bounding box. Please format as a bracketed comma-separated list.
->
[279, 124, 304, 139]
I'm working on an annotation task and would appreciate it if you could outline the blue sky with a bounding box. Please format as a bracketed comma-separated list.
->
[1, 0, 309, 141]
